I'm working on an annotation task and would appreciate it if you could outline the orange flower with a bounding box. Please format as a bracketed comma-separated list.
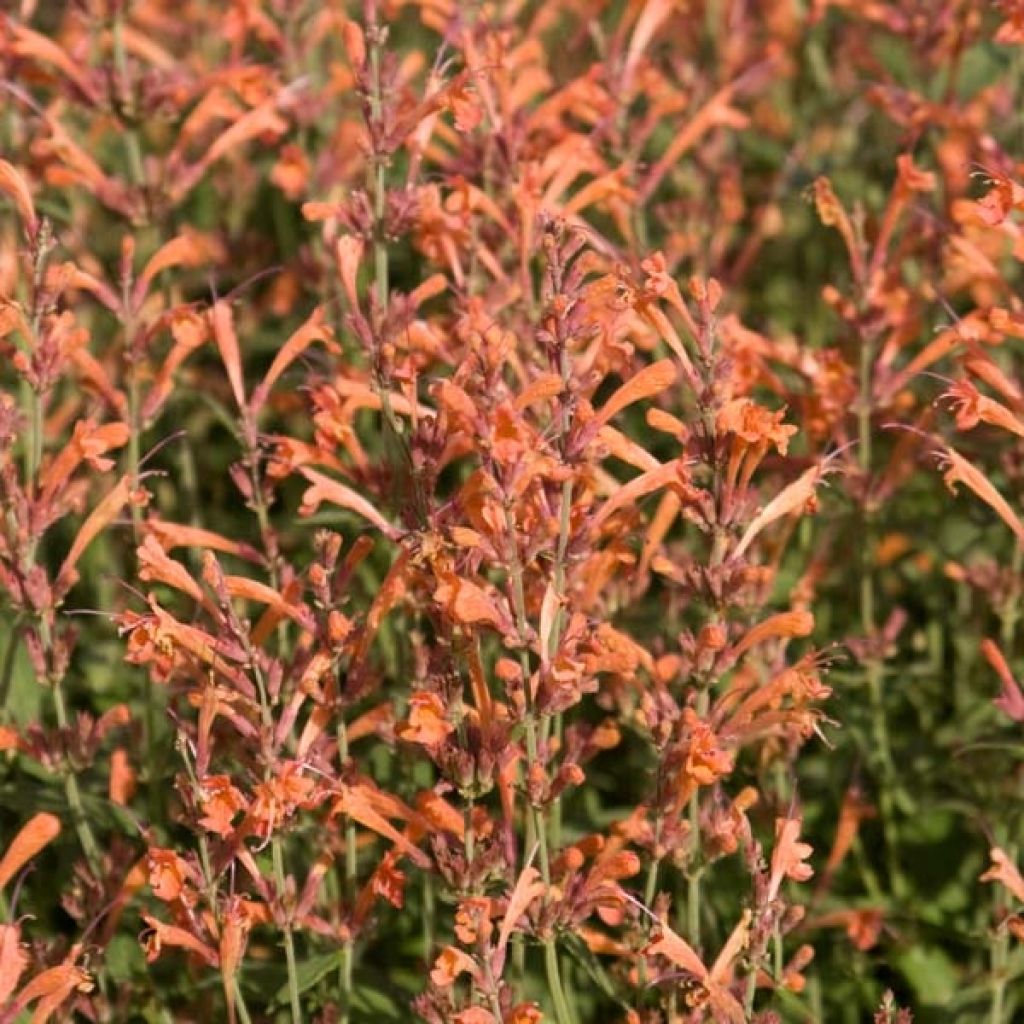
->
[813, 176, 865, 283]
[251, 307, 336, 411]
[219, 570, 314, 632]
[943, 380, 1024, 439]
[644, 913, 748, 1024]
[623, 0, 675, 91]
[981, 847, 1024, 904]
[3, 960, 93, 1023]
[640, 75, 754, 203]
[137, 534, 210, 608]
[976, 169, 1024, 225]
[198, 776, 247, 837]
[0, 159, 37, 239]
[492, 865, 546, 976]
[171, 100, 288, 203]
[56, 475, 149, 594]
[145, 518, 262, 563]
[219, 897, 255, 1024]
[430, 945, 478, 987]
[142, 914, 219, 967]
[147, 848, 191, 903]
[38, 419, 131, 500]
[454, 1009, 496, 1024]
[142, 309, 209, 421]
[250, 761, 317, 835]
[331, 782, 431, 868]
[508, 1004, 543, 1024]
[0, 923, 28, 1004]
[717, 398, 797, 455]
[681, 708, 734, 789]
[135, 229, 224, 303]
[981, 637, 1024, 721]
[731, 611, 814, 660]
[819, 784, 876, 891]
[808, 908, 884, 951]
[8, 22, 99, 105]
[591, 459, 686, 532]
[211, 301, 246, 411]
[335, 235, 364, 310]
[0, 813, 61, 891]
[593, 359, 677, 428]
[733, 464, 824, 560]
[109, 748, 136, 806]
[433, 573, 509, 632]
[938, 445, 1024, 546]
[397, 692, 455, 748]
[768, 817, 814, 901]
[270, 143, 310, 200]
[454, 896, 495, 945]
[298, 468, 399, 540]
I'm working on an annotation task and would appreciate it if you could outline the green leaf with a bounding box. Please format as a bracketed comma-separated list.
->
[106, 933, 147, 983]
[351, 985, 403, 1020]
[895, 944, 958, 1006]
[270, 951, 341, 1008]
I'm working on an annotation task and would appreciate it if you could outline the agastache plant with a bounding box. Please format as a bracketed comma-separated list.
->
[3, 2, 1024, 1022]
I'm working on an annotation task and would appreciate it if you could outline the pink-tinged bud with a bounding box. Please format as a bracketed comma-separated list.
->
[229, 462, 253, 500]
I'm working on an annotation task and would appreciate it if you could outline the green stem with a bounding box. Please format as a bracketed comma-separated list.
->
[990, 839, 1018, 1024]
[338, 720, 357, 1024]
[241, 563, 300, 1024]
[744, 963, 757, 1017]
[503, 503, 571, 1024]
[687, 688, 709, 949]
[465, 798, 476, 876]
[123, 284, 159, 826]
[857, 327, 903, 899]
[544, 937, 574, 1024]
[21, 228, 101, 874]
[991, 908, 1009, 1024]
[233, 980, 254, 1024]
[422, 871, 435, 965]
[273, 838, 303, 1024]
[644, 815, 663, 912]
[544, 476, 574, 846]
[53, 678, 102, 870]
[112, 8, 145, 189]
[0, 616, 23, 713]
[1001, 544, 1024, 650]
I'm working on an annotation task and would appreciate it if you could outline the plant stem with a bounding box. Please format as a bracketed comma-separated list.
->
[111, 8, 145, 189]
[990, 837, 1018, 1024]
[687, 685, 712, 951]
[20, 229, 102, 873]
[52, 676, 102, 870]
[233, 980, 254, 1024]
[990, 908, 1009, 1024]
[243, 579, 301, 1024]
[0, 616, 23, 713]
[273, 837, 303, 1024]
[338, 720, 357, 1024]
[504, 503, 571, 1024]
[857, 326, 903, 899]
[1001, 544, 1024, 650]
[544, 936, 575, 1024]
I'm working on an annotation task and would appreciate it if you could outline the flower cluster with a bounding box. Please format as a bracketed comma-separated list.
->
[2, 2, 1024, 1022]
